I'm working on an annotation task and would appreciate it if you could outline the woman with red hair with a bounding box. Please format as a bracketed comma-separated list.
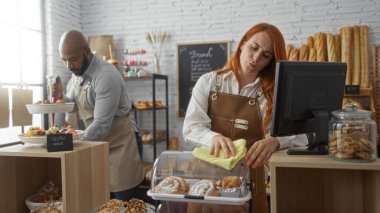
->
[183, 23, 307, 212]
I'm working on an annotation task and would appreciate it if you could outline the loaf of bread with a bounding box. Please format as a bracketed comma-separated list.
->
[360, 25, 370, 88]
[286, 44, 293, 60]
[299, 44, 309, 61]
[341, 27, 353, 85]
[306, 36, 314, 50]
[352, 26, 361, 85]
[326, 33, 337, 62]
[315, 32, 327, 62]
[288, 48, 299, 61]
[334, 34, 341, 62]
[308, 48, 317, 61]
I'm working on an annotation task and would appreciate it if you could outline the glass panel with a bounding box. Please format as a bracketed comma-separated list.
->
[0, 25, 21, 83]
[19, 0, 41, 31]
[20, 29, 43, 84]
[0, 1, 18, 25]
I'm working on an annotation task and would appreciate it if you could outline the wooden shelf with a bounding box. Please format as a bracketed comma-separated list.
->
[0, 142, 109, 212]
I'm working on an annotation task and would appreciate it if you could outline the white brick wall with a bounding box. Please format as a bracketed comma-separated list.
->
[44, 0, 81, 84]
[45, 0, 380, 150]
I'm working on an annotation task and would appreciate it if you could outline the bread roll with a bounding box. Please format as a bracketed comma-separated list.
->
[306, 36, 314, 49]
[352, 26, 361, 85]
[360, 25, 370, 88]
[315, 32, 327, 61]
[308, 48, 317, 61]
[334, 34, 341, 62]
[326, 33, 337, 62]
[286, 44, 293, 60]
[341, 27, 353, 85]
[299, 44, 309, 61]
[288, 48, 299, 61]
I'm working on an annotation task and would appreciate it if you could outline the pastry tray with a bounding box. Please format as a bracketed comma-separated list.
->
[18, 130, 84, 146]
[148, 151, 252, 205]
[26, 103, 75, 114]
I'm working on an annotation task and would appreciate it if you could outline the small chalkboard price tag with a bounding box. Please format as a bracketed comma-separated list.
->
[47, 134, 73, 152]
[345, 85, 360, 94]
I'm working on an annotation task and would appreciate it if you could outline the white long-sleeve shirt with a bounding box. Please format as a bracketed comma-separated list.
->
[183, 70, 308, 148]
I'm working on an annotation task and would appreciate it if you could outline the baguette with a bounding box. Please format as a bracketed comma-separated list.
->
[315, 32, 327, 61]
[326, 33, 337, 62]
[308, 48, 317, 61]
[352, 26, 361, 85]
[334, 34, 341, 62]
[299, 44, 309, 61]
[360, 25, 370, 88]
[286, 44, 293, 60]
[288, 48, 299, 61]
[306, 36, 314, 50]
[341, 27, 352, 85]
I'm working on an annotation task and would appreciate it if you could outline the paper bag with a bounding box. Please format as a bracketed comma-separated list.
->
[12, 89, 33, 126]
[0, 88, 9, 128]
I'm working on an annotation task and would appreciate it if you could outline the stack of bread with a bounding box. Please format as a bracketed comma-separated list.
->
[285, 25, 371, 89]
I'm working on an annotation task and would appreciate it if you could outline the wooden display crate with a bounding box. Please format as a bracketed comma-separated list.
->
[0, 142, 109, 212]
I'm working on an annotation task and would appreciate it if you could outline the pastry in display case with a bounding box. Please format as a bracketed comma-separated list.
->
[148, 151, 251, 205]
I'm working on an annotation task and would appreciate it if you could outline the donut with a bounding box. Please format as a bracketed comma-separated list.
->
[154, 176, 189, 194]
[189, 179, 220, 196]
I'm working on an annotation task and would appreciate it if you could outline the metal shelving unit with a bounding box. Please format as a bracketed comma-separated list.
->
[125, 74, 169, 161]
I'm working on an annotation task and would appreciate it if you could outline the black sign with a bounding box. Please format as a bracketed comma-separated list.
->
[177, 41, 230, 117]
[345, 85, 360, 94]
[47, 134, 73, 152]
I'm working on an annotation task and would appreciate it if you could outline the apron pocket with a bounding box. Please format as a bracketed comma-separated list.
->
[209, 114, 234, 137]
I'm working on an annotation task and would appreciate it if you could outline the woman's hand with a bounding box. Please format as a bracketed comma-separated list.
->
[245, 136, 280, 168]
[210, 135, 236, 158]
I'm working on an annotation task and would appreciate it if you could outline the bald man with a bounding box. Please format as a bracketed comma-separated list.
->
[53, 30, 143, 200]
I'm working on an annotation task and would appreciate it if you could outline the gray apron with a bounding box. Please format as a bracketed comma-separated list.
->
[75, 77, 143, 192]
[187, 75, 269, 213]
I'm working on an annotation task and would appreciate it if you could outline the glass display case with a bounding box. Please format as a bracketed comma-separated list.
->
[148, 151, 251, 205]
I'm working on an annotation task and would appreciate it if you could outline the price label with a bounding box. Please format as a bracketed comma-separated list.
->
[47, 134, 73, 152]
[345, 85, 360, 94]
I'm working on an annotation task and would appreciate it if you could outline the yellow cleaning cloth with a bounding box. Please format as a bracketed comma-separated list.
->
[192, 139, 247, 171]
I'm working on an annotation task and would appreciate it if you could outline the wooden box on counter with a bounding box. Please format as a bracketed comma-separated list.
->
[270, 148, 380, 213]
[0, 141, 109, 212]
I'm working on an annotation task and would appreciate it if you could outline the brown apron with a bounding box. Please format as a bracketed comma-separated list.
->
[75, 77, 143, 192]
[187, 75, 268, 213]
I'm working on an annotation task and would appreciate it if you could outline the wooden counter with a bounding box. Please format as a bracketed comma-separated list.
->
[270, 148, 380, 213]
[0, 141, 109, 212]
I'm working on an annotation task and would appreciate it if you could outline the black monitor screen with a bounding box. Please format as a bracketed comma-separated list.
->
[271, 61, 346, 155]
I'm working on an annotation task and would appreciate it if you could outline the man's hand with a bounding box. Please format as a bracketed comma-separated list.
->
[210, 135, 236, 158]
[52, 77, 63, 100]
[244, 136, 280, 168]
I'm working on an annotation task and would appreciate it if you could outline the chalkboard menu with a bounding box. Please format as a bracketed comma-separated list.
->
[177, 41, 230, 117]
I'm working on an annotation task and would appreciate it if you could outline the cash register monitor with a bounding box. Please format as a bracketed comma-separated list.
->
[270, 61, 346, 155]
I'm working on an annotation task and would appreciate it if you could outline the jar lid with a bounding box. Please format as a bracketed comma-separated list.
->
[332, 103, 372, 119]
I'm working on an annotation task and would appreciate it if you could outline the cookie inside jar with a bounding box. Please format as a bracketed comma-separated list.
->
[328, 104, 377, 162]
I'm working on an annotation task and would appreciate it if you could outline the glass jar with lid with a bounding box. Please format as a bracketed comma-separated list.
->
[329, 104, 377, 162]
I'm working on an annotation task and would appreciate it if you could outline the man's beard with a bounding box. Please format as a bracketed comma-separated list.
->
[72, 54, 89, 76]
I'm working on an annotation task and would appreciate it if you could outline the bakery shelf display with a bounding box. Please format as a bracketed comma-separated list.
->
[122, 41, 150, 77]
[124, 74, 169, 162]
[286, 25, 376, 123]
[148, 151, 252, 206]
[0, 141, 109, 212]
